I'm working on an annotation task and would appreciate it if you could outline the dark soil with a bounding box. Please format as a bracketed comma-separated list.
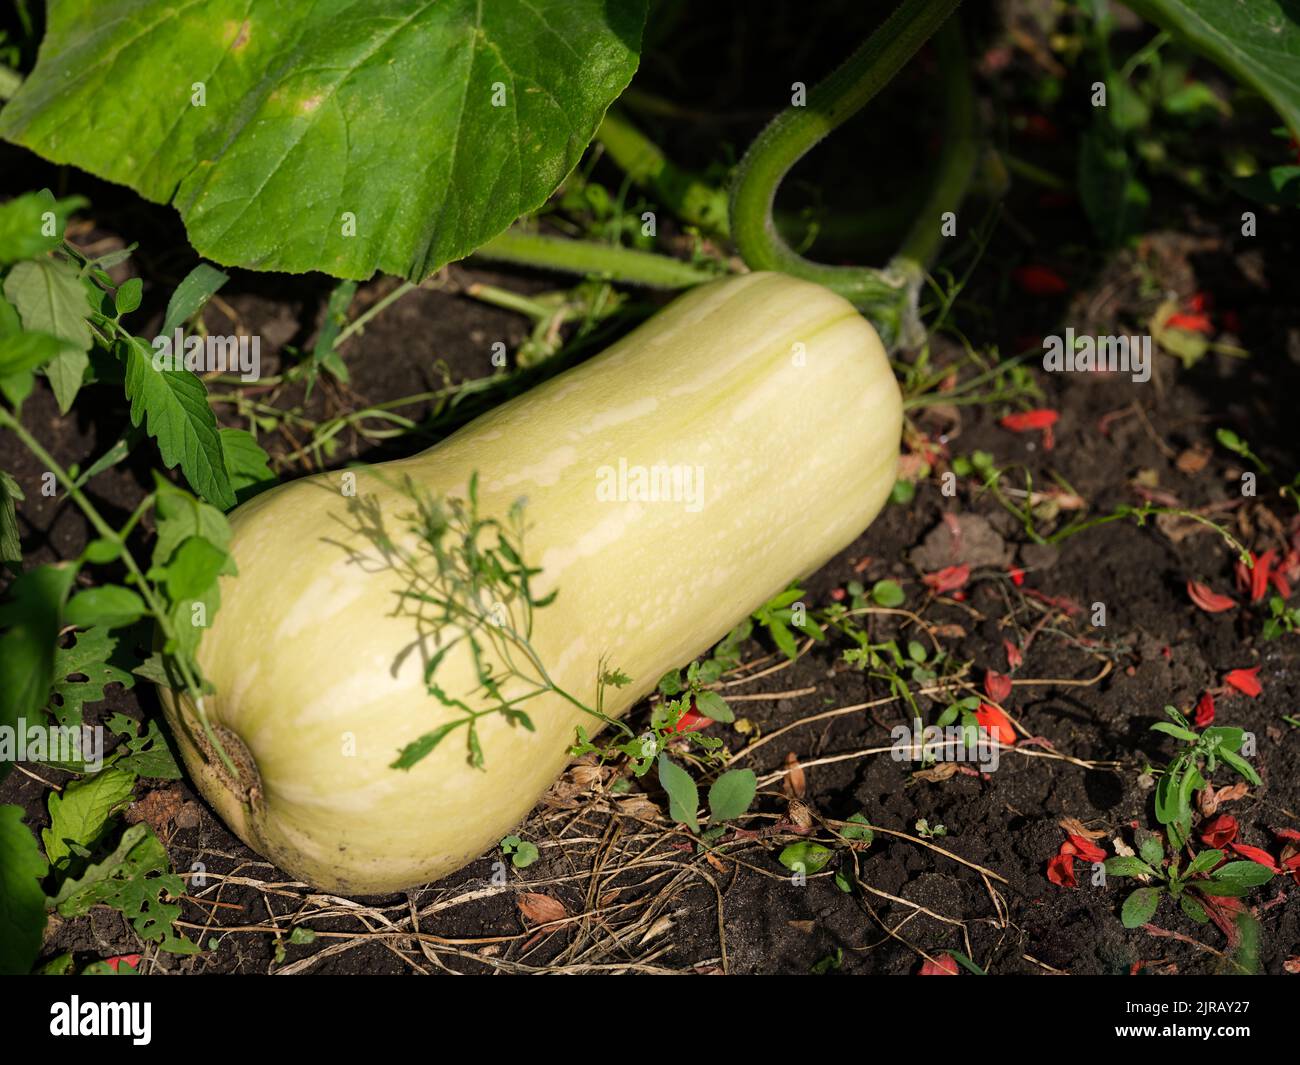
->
[3, 1, 1299, 975]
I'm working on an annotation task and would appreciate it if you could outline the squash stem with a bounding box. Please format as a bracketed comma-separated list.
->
[595, 107, 731, 237]
[728, 0, 966, 346]
[471, 229, 722, 289]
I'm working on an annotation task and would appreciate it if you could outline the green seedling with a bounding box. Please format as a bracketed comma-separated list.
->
[1105, 829, 1273, 928]
[1150, 706, 1260, 848]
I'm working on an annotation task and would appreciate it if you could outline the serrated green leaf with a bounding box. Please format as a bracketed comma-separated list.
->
[0, 189, 86, 265]
[124, 339, 235, 509]
[0, 804, 48, 975]
[219, 427, 276, 504]
[162, 537, 229, 602]
[65, 585, 147, 630]
[42, 766, 136, 868]
[3, 258, 93, 413]
[0, 0, 649, 281]
[47, 626, 138, 731]
[106, 714, 182, 780]
[51, 822, 197, 954]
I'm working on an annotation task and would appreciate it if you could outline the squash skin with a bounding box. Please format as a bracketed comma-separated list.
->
[159, 272, 902, 894]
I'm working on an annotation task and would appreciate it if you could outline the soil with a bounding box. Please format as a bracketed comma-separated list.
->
[3, 2, 1299, 975]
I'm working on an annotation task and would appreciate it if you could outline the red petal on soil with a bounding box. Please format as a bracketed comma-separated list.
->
[975, 702, 1017, 746]
[1068, 835, 1107, 863]
[1271, 571, 1292, 598]
[1188, 291, 1214, 314]
[104, 954, 141, 972]
[1000, 408, 1060, 432]
[922, 564, 970, 595]
[1004, 640, 1024, 669]
[1008, 565, 1025, 586]
[918, 954, 960, 975]
[1047, 852, 1077, 888]
[1012, 265, 1069, 296]
[983, 669, 1013, 703]
[1228, 843, 1281, 871]
[1236, 550, 1276, 603]
[1273, 827, 1300, 843]
[1186, 581, 1236, 613]
[1166, 311, 1215, 335]
[1198, 895, 1246, 948]
[1223, 667, 1262, 698]
[1193, 691, 1216, 728]
[1200, 814, 1238, 848]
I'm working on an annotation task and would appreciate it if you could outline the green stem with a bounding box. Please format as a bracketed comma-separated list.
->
[471, 229, 722, 289]
[0, 408, 237, 776]
[595, 108, 731, 237]
[335, 281, 418, 348]
[894, 21, 978, 270]
[728, 0, 965, 345]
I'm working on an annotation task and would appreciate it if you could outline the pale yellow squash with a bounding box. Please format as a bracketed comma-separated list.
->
[159, 271, 902, 893]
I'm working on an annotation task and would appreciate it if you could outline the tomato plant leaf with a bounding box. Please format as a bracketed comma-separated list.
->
[42, 765, 137, 869]
[2, 258, 94, 413]
[123, 339, 235, 510]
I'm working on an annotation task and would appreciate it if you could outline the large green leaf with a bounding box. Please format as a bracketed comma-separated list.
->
[0, 0, 648, 280]
[1125, 0, 1300, 136]
[0, 805, 48, 976]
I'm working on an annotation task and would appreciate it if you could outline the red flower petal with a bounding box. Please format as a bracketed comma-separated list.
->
[1166, 311, 1214, 335]
[1012, 265, 1069, 296]
[1186, 581, 1236, 613]
[1000, 408, 1060, 433]
[1228, 843, 1281, 872]
[1238, 550, 1276, 603]
[1004, 640, 1023, 670]
[918, 953, 960, 975]
[1200, 814, 1238, 849]
[1047, 852, 1077, 887]
[1193, 691, 1216, 729]
[1068, 835, 1107, 864]
[983, 669, 1012, 704]
[1273, 827, 1300, 843]
[975, 703, 1017, 746]
[922, 564, 970, 595]
[1224, 667, 1262, 698]
[1008, 565, 1025, 587]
